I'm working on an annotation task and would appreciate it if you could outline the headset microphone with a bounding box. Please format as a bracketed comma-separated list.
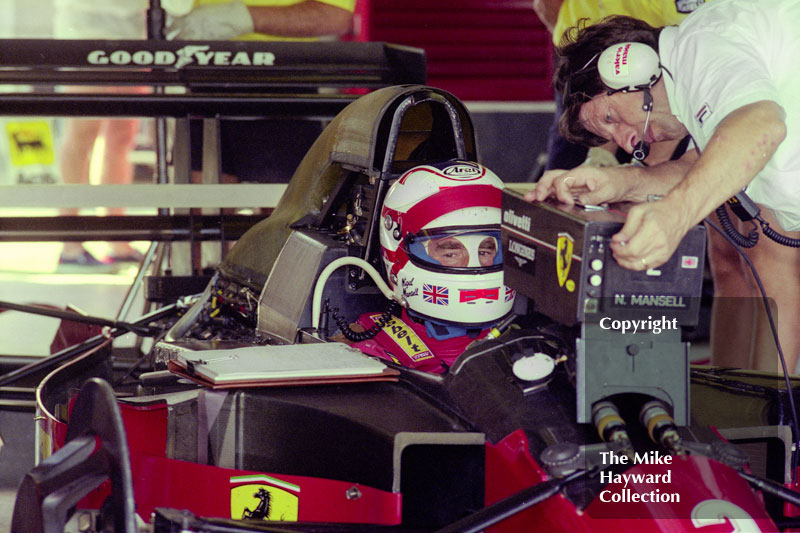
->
[632, 88, 653, 161]
[632, 139, 650, 161]
[632, 139, 650, 162]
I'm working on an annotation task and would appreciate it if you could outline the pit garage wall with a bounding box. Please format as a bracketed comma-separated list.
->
[356, 0, 556, 182]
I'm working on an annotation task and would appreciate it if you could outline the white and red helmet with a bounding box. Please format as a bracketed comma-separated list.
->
[379, 160, 514, 327]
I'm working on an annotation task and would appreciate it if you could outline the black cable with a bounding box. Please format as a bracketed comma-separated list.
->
[0, 303, 178, 388]
[715, 204, 759, 248]
[691, 369, 782, 398]
[705, 218, 800, 483]
[332, 299, 401, 342]
[0, 299, 155, 336]
[715, 193, 800, 248]
[757, 215, 800, 247]
[695, 129, 799, 249]
[739, 470, 800, 508]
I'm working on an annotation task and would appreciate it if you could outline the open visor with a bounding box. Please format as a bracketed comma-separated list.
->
[405, 227, 503, 273]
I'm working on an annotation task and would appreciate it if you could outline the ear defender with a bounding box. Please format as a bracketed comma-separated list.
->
[596, 42, 662, 162]
[597, 42, 662, 93]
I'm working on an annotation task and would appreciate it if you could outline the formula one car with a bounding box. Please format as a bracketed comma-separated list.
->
[11, 85, 800, 532]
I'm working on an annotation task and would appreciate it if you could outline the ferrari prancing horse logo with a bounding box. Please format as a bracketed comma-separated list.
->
[556, 232, 575, 292]
[230, 475, 300, 522]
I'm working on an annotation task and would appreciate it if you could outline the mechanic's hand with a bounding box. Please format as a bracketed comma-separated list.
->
[166, 0, 254, 40]
[524, 166, 627, 206]
[609, 200, 690, 271]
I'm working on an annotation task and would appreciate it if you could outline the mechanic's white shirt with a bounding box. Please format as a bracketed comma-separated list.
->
[53, 0, 147, 39]
[659, 0, 800, 231]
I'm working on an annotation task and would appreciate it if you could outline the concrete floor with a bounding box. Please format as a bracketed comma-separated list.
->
[0, 240, 144, 533]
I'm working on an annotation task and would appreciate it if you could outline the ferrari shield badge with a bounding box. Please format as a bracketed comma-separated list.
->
[556, 232, 574, 289]
[230, 475, 300, 522]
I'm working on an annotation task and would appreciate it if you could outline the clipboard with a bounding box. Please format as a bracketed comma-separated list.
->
[167, 342, 399, 389]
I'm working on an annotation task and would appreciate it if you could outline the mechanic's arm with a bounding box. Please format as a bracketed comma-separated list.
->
[247, 1, 353, 37]
[526, 150, 696, 206]
[610, 100, 786, 270]
[532, 0, 563, 34]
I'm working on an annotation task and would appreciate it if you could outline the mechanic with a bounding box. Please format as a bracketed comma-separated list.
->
[166, 0, 355, 185]
[532, 0, 708, 171]
[526, 0, 800, 372]
[340, 160, 515, 374]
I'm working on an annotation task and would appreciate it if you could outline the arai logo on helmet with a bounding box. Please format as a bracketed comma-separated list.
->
[86, 45, 276, 69]
[442, 164, 482, 180]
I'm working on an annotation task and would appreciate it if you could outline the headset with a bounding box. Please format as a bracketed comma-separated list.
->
[597, 42, 663, 161]
[569, 42, 663, 161]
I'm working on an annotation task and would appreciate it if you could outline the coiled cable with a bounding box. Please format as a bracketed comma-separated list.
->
[715, 204, 759, 248]
[332, 299, 402, 342]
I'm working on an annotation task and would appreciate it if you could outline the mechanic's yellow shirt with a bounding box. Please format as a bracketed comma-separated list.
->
[552, 0, 709, 45]
[193, 0, 356, 41]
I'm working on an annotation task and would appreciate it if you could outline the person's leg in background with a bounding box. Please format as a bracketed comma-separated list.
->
[706, 211, 761, 369]
[707, 208, 800, 374]
[746, 208, 800, 374]
[58, 116, 143, 266]
[58, 117, 104, 265]
[99, 117, 143, 261]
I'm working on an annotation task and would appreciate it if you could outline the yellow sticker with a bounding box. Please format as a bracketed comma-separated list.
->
[231, 483, 299, 522]
[38, 425, 53, 462]
[556, 232, 574, 289]
[373, 314, 433, 362]
[5, 121, 56, 166]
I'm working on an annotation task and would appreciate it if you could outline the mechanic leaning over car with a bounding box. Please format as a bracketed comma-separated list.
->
[525, 0, 800, 374]
[338, 161, 515, 374]
[532, 0, 710, 171]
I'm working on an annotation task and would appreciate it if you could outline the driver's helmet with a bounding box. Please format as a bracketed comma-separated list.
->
[379, 160, 514, 327]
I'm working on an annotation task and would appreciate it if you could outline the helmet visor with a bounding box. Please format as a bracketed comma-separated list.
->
[406, 227, 503, 272]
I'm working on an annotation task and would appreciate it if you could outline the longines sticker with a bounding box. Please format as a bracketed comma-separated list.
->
[508, 239, 536, 264]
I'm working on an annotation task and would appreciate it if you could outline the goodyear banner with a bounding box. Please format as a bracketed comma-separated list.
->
[1, 118, 60, 185]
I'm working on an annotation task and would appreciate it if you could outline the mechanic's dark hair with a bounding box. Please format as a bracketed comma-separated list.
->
[555, 16, 664, 147]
